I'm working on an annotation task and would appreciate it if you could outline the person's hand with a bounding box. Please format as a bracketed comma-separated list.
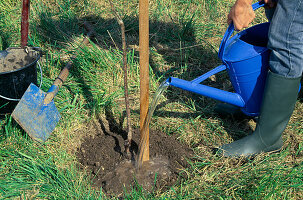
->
[227, 0, 255, 31]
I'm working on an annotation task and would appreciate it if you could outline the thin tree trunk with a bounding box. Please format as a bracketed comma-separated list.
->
[108, 0, 132, 157]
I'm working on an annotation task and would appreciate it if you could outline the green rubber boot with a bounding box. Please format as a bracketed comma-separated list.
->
[215, 71, 301, 157]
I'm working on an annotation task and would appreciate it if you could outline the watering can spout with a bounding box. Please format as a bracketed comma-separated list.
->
[167, 77, 245, 108]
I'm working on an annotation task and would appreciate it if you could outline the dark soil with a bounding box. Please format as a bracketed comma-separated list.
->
[0, 48, 38, 73]
[76, 119, 193, 197]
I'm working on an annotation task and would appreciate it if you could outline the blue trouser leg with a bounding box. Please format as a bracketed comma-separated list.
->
[268, 0, 303, 78]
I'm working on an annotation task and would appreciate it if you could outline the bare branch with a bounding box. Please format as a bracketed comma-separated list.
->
[108, 0, 133, 158]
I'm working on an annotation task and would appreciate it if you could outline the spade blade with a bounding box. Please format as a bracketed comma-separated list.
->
[12, 83, 61, 142]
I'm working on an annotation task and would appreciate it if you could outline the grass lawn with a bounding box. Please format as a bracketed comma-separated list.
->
[0, 0, 302, 199]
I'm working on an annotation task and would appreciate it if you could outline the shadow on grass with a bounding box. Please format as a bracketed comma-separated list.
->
[32, 12, 253, 143]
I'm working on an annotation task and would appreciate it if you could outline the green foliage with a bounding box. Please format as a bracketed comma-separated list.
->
[0, 119, 102, 199]
[0, 0, 302, 199]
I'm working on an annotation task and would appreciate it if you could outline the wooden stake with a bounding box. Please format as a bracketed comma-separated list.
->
[139, 0, 149, 162]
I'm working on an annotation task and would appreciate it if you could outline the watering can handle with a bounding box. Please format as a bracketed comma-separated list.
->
[218, 1, 265, 60]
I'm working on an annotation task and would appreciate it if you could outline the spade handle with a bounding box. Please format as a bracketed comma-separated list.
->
[44, 22, 95, 104]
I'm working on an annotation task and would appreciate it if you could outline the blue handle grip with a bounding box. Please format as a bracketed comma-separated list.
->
[218, 1, 265, 60]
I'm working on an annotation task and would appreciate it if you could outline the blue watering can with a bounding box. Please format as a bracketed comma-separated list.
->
[167, 1, 269, 116]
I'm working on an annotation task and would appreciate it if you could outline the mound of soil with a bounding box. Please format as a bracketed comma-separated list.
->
[76, 120, 193, 197]
[0, 48, 38, 73]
